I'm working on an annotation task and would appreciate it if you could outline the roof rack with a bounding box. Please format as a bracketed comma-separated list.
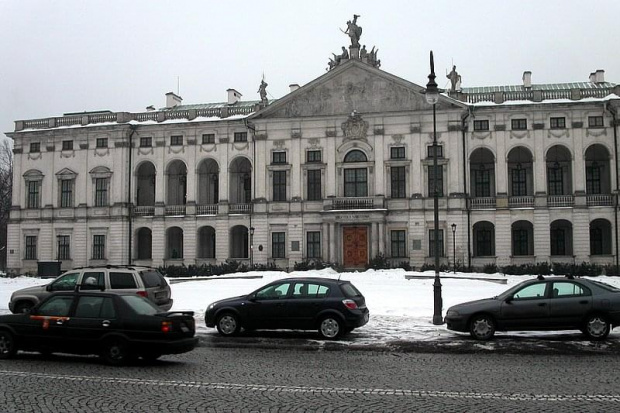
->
[70, 264, 154, 271]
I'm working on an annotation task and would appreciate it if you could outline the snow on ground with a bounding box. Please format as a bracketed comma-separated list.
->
[2, 269, 620, 344]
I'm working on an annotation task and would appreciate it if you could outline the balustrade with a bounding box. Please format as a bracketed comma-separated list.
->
[470, 197, 496, 209]
[508, 196, 534, 208]
[548, 195, 574, 207]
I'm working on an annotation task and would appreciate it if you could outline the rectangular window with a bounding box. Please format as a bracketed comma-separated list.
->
[30, 142, 40, 153]
[27, 181, 40, 209]
[202, 133, 215, 144]
[547, 164, 564, 195]
[62, 140, 73, 151]
[94, 178, 108, 207]
[25, 236, 37, 260]
[273, 171, 287, 201]
[306, 231, 321, 259]
[110, 272, 137, 289]
[170, 135, 183, 146]
[428, 165, 444, 197]
[550, 117, 566, 129]
[234, 132, 248, 142]
[391, 166, 406, 198]
[272, 151, 287, 164]
[391, 230, 406, 258]
[590, 227, 603, 255]
[429, 229, 444, 258]
[307, 169, 322, 201]
[473, 120, 489, 131]
[511, 119, 527, 130]
[427, 145, 443, 158]
[92, 235, 105, 259]
[588, 116, 604, 128]
[476, 229, 494, 256]
[57, 235, 71, 260]
[550, 228, 566, 256]
[60, 180, 73, 208]
[272, 232, 286, 259]
[390, 147, 405, 159]
[96, 138, 108, 148]
[344, 168, 368, 197]
[474, 168, 491, 197]
[513, 229, 529, 256]
[140, 137, 152, 147]
[511, 167, 527, 196]
[306, 150, 322, 163]
[586, 163, 602, 194]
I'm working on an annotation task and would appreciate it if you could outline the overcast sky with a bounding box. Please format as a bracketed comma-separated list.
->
[1, 0, 619, 142]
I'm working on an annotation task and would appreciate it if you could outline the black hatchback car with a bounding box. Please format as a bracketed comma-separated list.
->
[0, 291, 197, 365]
[205, 277, 369, 339]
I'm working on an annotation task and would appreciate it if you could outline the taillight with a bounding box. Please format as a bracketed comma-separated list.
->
[161, 321, 172, 333]
[136, 291, 148, 298]
[342, 299, 358, 310]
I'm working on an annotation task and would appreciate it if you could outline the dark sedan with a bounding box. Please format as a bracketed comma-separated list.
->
[445, 276, 620, 340]
[0, 291, 197, 364]
[205, 277, 369, 339]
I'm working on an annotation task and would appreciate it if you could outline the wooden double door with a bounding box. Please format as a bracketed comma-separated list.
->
[343, 226, 368, 268]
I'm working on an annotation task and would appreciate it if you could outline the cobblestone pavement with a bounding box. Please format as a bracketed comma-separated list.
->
[2, 340, 620, 412]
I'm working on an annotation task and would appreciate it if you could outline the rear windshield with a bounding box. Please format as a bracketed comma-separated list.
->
[141, 271, 167, 288]
[590, 280, 620, 292]
[340, 282, 362, 298]
[121, 295, 160, 315]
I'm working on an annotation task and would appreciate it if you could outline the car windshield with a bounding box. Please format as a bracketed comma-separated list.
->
[120, 295, 160, 315]
[589, 279, 620, 292]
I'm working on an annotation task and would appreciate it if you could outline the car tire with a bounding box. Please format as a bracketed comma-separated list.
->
[0, 330, 17, 359]
[583, 314, 610, 340]
[101, 338, 131, 366]
[14, 302, 34, 314]
[469, 314, 496, 340]
[216, 312, 240, 336]
[318, 316, 342, 339]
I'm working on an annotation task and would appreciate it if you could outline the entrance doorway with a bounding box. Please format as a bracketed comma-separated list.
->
[343, 226, 368, 268]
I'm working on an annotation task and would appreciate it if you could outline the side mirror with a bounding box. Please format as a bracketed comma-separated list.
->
[46, 284, 52, 292]
[505, 296, 513, 304]
[248, 294, 257, 302]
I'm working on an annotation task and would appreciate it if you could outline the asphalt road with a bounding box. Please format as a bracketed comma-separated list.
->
[1, 337, 620, 412]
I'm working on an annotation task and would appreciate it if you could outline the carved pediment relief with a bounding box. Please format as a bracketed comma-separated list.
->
[341, 111, 369, 141]
[255, 61, 461, 119]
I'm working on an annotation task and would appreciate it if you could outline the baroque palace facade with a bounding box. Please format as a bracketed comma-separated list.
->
[5, 36, 620, 274]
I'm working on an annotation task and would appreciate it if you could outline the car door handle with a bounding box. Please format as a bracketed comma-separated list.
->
[102, 320, 111, 327]
[56, 319, 65, 325]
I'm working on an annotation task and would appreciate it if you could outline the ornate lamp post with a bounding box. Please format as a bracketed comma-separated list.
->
[451, 223, 457, 273]
[425, 51, 443, 325]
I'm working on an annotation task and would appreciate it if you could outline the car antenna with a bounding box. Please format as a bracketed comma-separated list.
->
[537, 274, 545, 280]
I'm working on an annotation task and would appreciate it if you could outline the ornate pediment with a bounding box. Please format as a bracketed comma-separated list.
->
[341, 111, 369, 141]
[254, 61, 462, 119]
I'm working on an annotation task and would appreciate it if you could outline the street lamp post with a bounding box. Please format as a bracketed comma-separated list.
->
[451, 223, 457, 273]
[425, 50, 443, 325]
[249, 226, 255, 268]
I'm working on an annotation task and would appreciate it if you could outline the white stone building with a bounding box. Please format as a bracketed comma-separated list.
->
[5, 47, 620, 274]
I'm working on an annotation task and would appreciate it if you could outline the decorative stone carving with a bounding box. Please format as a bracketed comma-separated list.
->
[273, 140, 286, 148]
[392, 134, 404, 143]
[308, 138, 320, 147]
[341, 111, 369, 141]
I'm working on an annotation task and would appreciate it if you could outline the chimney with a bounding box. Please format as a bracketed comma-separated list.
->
[589, 72, 596, 83]
[595, 69, 605, 83]
[165, 92, 182, 108]
[227, 88, 242, 105]
[289, 84, 300, 93]
[522, 71, 532, 88]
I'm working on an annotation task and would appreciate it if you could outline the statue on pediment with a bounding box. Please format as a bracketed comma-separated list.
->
[447, 65, 461, 92]
[342, 14, 362, 47]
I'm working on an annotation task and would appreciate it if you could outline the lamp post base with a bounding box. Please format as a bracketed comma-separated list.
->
[432, 275, 443, 325]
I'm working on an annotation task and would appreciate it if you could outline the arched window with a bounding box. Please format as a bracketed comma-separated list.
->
[344, 150, 368, 163]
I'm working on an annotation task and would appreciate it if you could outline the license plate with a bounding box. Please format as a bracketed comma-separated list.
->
[155, 292, 167, 299]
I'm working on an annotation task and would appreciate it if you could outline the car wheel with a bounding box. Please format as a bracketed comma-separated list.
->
[469, 314, 496, 340]
[318, 316, 342, 339]
[0, 330, 17, 359]
[14, 302, 34, 314]
[101, 338, 131, 366]
[216, 312, 240, 336]
[583, 314, 610, 340]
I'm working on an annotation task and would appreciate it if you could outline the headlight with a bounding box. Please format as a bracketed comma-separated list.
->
[207, 303, 215, 311]
[446, 309, 460, 317]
